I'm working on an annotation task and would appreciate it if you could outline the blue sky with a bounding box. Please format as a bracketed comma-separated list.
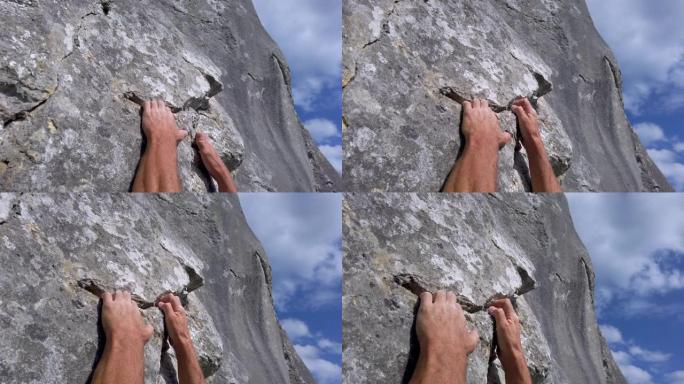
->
[567, 194, 684, 384]
[586, 0, 684, 191]
[252, 0, 342, 175]
[239, 193, 342, 384]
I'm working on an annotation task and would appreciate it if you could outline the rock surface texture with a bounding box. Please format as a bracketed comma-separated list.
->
[343, 0, 671, 192]
[0, 0, 339, 192]
[343, 193, 625, 383]
[0, 193, 315, 383]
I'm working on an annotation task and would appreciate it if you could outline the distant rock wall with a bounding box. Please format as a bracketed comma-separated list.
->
[343, 193, 625, 383]
[0, 0, 339, 192]
[343, 0, 671, 192]
[0, 193, 315, 383]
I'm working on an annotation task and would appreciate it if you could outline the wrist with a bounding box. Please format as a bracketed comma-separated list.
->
[146, 135, 178, 149]
[106, 331, 147, 350]
[465, 135, 500, 153]
[522, 135, 545, 155]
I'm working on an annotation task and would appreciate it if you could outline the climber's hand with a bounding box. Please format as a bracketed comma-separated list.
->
[488, 299, 532, 384]
[195, 132, 238, 193]
[416, 291, 479, 363]
[141, 99, 188, 146]
[511, 98, 543, 153]
[157, 293, 192, 348]
[461, 98, 512, 151]
[100, 290, 154, 347]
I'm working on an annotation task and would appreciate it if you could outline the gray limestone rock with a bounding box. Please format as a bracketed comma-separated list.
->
[0, 193, 314, 383]
[0, 0, 340, 192]
[342, 0, 671, 192]
[343, 193, 625, 383]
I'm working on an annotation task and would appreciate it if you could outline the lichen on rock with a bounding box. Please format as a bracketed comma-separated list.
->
[343, 0, 671, 192]
[0, 0, 339, 192]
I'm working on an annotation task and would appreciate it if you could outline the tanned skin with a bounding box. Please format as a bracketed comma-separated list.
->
[511, 98, 562, 192]
[91, 290, 154, 384]
[131, 100, 238, 193]
[442, 97, 562, 192]
[157, 293, 206, 384]
[442, 99, 512, 192]
[488, 299, 533, 384]
[91, 291, 206, 384]
[409, 294, 532, 384]
[409, 290, 480, 384]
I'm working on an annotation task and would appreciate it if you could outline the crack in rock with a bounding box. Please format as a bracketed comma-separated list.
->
[439, 71, 553, 113]
[393, 267, 536, 314]
[77, 265, 204, 309]
[123, 73, 223, 114]
[2, 83, 59, 128]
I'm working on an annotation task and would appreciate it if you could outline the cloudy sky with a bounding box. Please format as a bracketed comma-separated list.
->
[567, 194, 684, 384]
[239, 194, 342, 384]
[252, 0, 342, 174]
[586, 0, 684, 190]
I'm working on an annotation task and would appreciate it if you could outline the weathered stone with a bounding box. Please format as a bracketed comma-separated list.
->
[343, 0, 671, 192]
[0, 0, 340, 192]
[343, 193, 625, 383]
[0, 193, 314, 383]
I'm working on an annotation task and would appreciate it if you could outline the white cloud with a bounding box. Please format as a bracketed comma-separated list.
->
[586, 0, 684, 114]
[304, 118, 340, 142]
[634, 123, 666, 145]
[319, 144, 343, 174]
[295, 344, 342, 384]
[600, 324, 624, 344]
[612, 350, 632, 365]
[628, 346, 671, 363]
[647, 149, 684, 190]
[239, 194, 342, 310]
[281, 318, 311, 340]
[318, 338, 342, 354]
[620, 364, 653, 384]
[666, 370, 684, 384]
[567, 194, 684, 300]
[673, 142, 684, 153]
[253, 0, 341, 111]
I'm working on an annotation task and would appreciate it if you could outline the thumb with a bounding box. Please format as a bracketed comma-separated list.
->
[158, 301, 173, 317]
[499, 131, 512, 148]
[143, 324, 154, 341]
[176, 130, 188, 142]
[511, 105, 525, 119]
[488, 306, 507, 327]
[466, 328, 480, 353]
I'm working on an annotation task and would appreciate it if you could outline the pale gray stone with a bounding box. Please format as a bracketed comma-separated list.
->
[343, 193, 625, 383]
[0, 0, 340, 192]
[342, 0, 671, 192]
[0, 193, 315, 383]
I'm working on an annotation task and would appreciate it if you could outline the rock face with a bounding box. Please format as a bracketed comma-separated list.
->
[0, 193, 315, 383]
[0, 0, 340, 192]
[343, 0, 671, 192]
[343, 193, 625, 383]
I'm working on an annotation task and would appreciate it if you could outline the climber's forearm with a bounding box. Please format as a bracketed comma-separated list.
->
[525, 138, 562, 193]
[131, 142, 183, 192]
[216, 171, 238, 193]
[91, 338, 145, 384]
[175, 339, 206, 384]
[501, 349, 532, 384]
[443, 140, 498, 192]
[409, 348, 468, 384]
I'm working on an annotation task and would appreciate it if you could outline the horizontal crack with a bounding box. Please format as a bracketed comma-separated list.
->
[3, 83, 59, 128]
[440, 69, 553, 113]
[77, 265, 204, 309]
[394, 267, 535, 314]
[123, 74, 223, 113]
